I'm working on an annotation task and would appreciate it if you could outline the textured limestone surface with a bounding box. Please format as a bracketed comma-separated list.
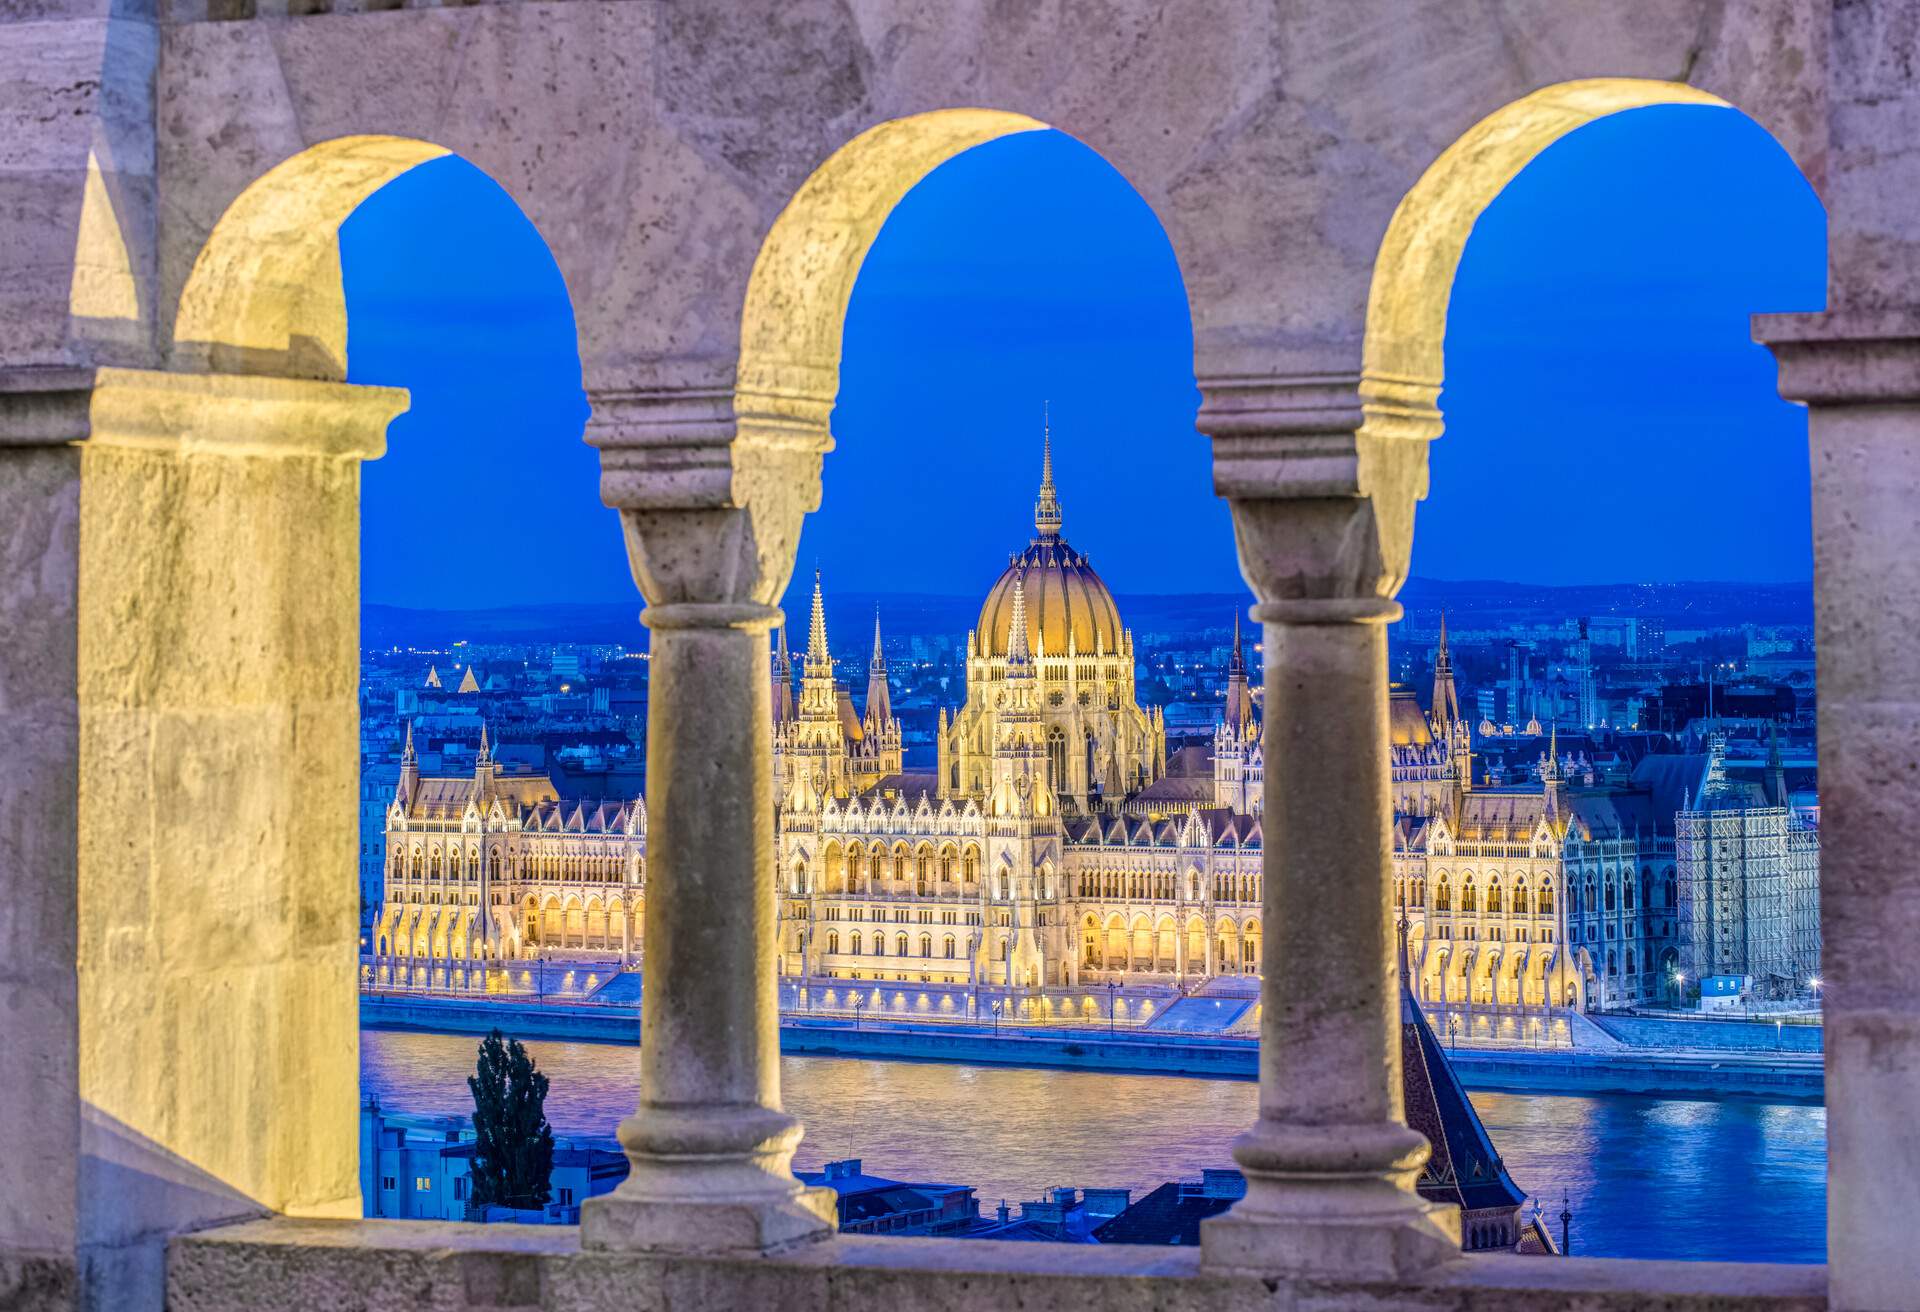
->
[167, 1217, 1829, 1312]
[4, 2, 1919, 1309]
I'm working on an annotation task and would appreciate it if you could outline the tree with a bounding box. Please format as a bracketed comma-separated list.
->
[467, 1029, 555, 1211]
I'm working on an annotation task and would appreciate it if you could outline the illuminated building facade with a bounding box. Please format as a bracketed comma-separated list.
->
[773, 440, 1268, 990]
[368, 722, 647, 989]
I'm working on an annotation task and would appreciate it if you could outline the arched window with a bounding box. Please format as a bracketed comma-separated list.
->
[1512, 884, 1528, 915]
[872, 934, 884, 957]
[826, 931, 840, 955]
[895, 933, 909, 957]
[964, 849, 979, 883]
[1486, 879, 1501, 914]
[1664, 874, 1677, 909]
[919, 934, 933, 958]
[1461, 878, 1477, 913]
[1435, 877, 1451, 913]
[1047, 727, 1068, 790]
[943, 936, 956, 959]
[1538, 880, 1554, 915]
[851, 932, 863, 955]
[1605, 879, 1617, 912]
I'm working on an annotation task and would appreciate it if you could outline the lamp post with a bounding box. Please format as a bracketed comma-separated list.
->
[1446, 1012, 1460, 1049]
[1560, 1195, 1573, 1256]
[849, 993, 865, 1031]
[1103, 979, 1122, 1034]
[990, 999, 1002, 1036]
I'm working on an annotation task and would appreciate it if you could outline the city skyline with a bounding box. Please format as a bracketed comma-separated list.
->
[344, 105, 1823, 614]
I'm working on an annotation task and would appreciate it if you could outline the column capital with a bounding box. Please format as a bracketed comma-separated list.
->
[588, 381, 829, 611]
[1199, 372, 1440, 607]
[1756, 309, 1920, 405]
[0, 365, 404, 458]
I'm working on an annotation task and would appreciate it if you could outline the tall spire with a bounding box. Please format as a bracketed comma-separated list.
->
[1432, 608, 1462, 743]
[1541, 722, 1559, 783]
[865, 608, 893, 726]
[1230, 611, 1246, 675]
[1006, 573, 1032, 664]
[806, 567, 831, 672]
[1034, 402, 1063, 537]
[478, 720, 492, 763]
[771, 625, 796, 724]
[402, 719, 416, 764]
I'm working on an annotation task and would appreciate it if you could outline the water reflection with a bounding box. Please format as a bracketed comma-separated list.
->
[361, 1028, 1825, 1262]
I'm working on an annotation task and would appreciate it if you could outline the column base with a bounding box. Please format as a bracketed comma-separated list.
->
[1200, 1195, 1460, 1280]
[580, 1105, 837, 1257]
[580, 1185, 836, 1258]
[1200, 1119, 1462, 1280]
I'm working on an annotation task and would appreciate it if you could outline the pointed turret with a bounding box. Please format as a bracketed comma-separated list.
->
[805, 568, 831, 675]
[397, 719, 418, 804]
[1006, 573, 1033, 667]
[864, 608, 893, 727]
[1541, 723, 1559, 783]
[478, 720, 492, 763]
[1034, 403, 1063, 538]
[1766, 720, 1789, 808]
[1223, 612, 1254, 735]
[772, 624, 796, 725]
[1432, 609, 1462, 742]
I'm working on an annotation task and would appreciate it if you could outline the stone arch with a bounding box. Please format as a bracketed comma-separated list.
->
[172, 135, 566, 382]
[1363, 80, 1814, 582]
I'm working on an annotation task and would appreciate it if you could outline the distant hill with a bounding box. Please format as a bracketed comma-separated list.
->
[364, 578, 1812, 650]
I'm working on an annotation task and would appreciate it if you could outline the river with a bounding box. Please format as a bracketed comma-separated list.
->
[361, 1028, 1826, 1263]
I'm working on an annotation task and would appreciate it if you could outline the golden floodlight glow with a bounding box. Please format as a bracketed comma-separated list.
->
[175, 135, 452, 379]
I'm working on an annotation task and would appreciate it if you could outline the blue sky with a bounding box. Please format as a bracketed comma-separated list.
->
[343, 105, 1824, 610]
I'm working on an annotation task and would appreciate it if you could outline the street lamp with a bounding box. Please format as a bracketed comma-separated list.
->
[1808, 975, 1822, 1002]
[1103, 979, 1123, 1034]
[990, 999, 1002, 1036]
[849, 993, 865, 1031]
[1446, 1013, 1460, 1049]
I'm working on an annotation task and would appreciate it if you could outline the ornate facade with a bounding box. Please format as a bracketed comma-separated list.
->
[774, 442, 1266, 991]
[368, 723, 647, 989]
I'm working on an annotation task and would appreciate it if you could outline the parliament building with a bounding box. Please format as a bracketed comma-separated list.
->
[371, 438, 1734, 1015]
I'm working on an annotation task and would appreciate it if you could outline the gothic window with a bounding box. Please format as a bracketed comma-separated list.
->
[944, 936, 956, 959]
[827, 932, 840, 956]
[1486, 879, 1501, 914]
[1512, 884, 1528, 915]
[851, 932, 863, 955]
[1435, 877, 1451, 913]
[1047, 727, 1067, 788]
[896, 933, 909, 957]
[1605, 880, 1617, 912]
[1461, 879, 1477, 913]
[919, 934, 933, 958]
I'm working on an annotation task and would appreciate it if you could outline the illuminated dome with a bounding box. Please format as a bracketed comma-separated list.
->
[976, 425, 1125, 659]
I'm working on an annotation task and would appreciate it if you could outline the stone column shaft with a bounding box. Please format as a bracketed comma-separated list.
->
[1201, 600, 1457, 1276]
[1758, 311, 1920, 1312]
[582, 603, 834, 1255]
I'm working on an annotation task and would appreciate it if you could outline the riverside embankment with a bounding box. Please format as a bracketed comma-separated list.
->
[361, 994, 1824, 1102]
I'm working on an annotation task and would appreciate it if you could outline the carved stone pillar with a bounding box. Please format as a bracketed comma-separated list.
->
[0, 365, 400, 1310]
[1757, 311, 1920, 1312]
[1198, 373, 1459, 1278]
[579, 381, 835, 1255]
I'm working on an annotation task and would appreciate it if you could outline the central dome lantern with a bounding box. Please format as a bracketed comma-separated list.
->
[976, 418, 1125, 659]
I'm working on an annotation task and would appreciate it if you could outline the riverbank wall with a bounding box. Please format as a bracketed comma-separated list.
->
[362, 995, 1823, 1102]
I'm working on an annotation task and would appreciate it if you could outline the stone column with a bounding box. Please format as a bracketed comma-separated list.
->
[1757, 311, 1920, 1311]
[579, 383, 834, 1255]
[0, 366, 401, 1311]
[1198, 373, 1458, 1278]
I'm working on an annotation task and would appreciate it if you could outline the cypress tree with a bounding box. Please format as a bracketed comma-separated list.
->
[467, 1029, 555, 1210]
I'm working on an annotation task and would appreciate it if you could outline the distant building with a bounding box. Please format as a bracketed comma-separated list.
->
[794, 1159, 981, 1237]
[366, 722, 646, 990]
[359, 1101, 625, 1224]
[1672, 734, 1820, 998]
